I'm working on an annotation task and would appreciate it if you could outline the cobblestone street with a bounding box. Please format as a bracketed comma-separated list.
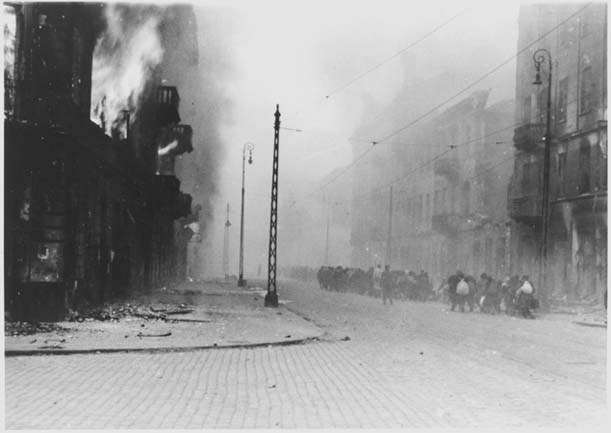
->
[5, 280, 608, 429]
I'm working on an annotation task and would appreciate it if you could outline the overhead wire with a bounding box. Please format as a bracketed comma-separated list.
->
[324, 8, 470, 99]
[313, 2, 591, 192]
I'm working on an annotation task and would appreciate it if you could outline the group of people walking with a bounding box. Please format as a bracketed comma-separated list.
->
[443, 271, 539, 318]
[317, 265, 434, 301]
[317, 265, 539, 319]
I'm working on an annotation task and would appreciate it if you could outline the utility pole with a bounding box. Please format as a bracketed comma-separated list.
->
[385, 185, 393, 267]
[325, 193, 330, 264]
[265, 105, 281, 307]
[223, 203, 231, 279]
[533, 48, 552, 310]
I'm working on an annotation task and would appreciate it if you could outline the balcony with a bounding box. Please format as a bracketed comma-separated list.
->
[431, 213, 461, 236]
[431, 212, 490, 236]
[171, 124, 193, 154]
[154, 86, 181, 127]
[433, 156, 459, 181]
[508, 194, 541, 223]
[513, 123, 544, 153]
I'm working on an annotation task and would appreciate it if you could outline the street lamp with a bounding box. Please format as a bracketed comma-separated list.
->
[532, 48, 552, 309]
[238, 142, 254, 287]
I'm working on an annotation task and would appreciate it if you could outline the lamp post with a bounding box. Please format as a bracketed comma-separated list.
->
[238, 142, 254, 287]
[532, 48, 552, 309]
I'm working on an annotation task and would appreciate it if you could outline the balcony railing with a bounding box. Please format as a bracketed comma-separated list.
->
[433, 156, 459, 181]
[513, 123, 544, 153]
[171, 124, 193, 154]
[432, 212, 490, 236]
[508, 194, 541, 222]
[431, 213, 461, 236]
[155, 86, 181, 126]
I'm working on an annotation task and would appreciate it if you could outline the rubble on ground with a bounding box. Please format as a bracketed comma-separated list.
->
[5, 321, 71, 337]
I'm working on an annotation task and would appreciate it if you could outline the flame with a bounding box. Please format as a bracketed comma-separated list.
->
[3, 5, 16, 80]
[158, 139, 178, 156]
[90, 4, 165, 137]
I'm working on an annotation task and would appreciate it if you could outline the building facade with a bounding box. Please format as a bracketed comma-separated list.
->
[4, 3, 197, 321]
[508, 3, 607, 305]
[350, 90, 514, 287]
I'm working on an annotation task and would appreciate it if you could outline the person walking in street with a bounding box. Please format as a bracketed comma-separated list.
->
[373, 264, 383, 298]
[465, 274, 477, 312]
[455, 272, 470, 312]
[381, 265, 394, 305]
[515, 275, 536, 319]
[447, 271, 462, 311]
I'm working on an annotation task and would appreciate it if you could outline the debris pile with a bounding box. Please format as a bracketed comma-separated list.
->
[68, 303, 194, 323]
[5, 321, 71, 336]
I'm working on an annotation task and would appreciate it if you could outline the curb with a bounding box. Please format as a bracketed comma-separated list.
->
[4, 335, 324, 357]
[572, 321, 607, 329]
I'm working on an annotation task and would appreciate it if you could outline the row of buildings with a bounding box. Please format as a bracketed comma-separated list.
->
[4, 3, 202, 321]
[349, 3, 607, 306]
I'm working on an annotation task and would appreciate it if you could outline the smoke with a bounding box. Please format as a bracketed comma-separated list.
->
[90, 4, 166, 137]
[147, 5, 235, 276]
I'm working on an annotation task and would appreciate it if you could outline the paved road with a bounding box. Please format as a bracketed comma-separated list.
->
[5, 280, 608, 429]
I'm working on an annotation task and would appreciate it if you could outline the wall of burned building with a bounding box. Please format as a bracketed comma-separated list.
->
[4, 3, 197, 321]
[508, 3, 607, 304]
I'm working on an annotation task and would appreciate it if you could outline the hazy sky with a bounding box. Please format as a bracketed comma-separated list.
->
[188, 0, 521, 275]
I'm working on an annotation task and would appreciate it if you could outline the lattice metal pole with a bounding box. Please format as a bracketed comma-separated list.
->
[265, 105, 281, 307]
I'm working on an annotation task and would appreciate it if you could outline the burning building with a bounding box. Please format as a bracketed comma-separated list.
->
[507, 4, 607, 306]
[4, 2, 199, 321]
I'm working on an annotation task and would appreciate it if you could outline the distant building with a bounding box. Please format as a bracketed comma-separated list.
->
[351, 89, 514, 285]
[508, 4, 607, 304]
[4, 3, 197, 321]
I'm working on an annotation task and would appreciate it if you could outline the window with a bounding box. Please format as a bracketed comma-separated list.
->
[557, 78, 568, 123]
[580, 66, 593, 114]
[537, 87, 547, 123]
[558, 152, 567, 195]
[442, 188, 448, 213]
[579, 141, 591, 192]
[418, 194, 423, 221]
[522, 95, 532, 123]
[521, 161, 531, 190]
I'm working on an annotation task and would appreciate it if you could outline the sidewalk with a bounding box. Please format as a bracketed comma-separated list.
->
[4, 281, 324, 356]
